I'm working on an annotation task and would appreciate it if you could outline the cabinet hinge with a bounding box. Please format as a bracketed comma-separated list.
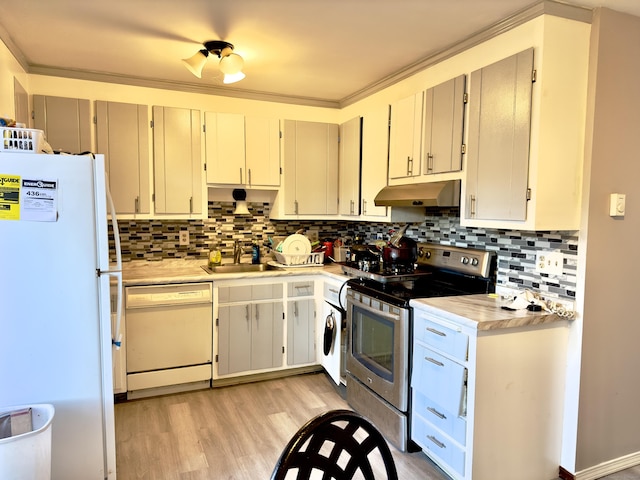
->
[279, 167, 283, 175]
[279, 130, 283, 139]
[215, 317, 218, 327]
[282, 346, 285, 354]
[202, 124, 206, 133]
[93, 116, 97, 125]
[461, 144, 466, 154]
[152, 193, 155, 202]
[215, 354, 218, 363]
[31, 110, 35, 120]
[282, 312, 285, 319]
[463, 92, 469, 104]
[526, 188, 532, 200]
[150, 120, 154, 128]
[532, 69, 537, 83]
[204, 163, 207, 171]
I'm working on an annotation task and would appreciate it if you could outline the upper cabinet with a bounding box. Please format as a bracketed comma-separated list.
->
[388, 92, 423, 181]
[152, 106, 203, 216]
[465, 49, 533, 223]
[422, 75, 466, 175]
[338, 116, 362, 216]
[280, 119, 339, 216]
[96, 101, 151, 215]
[205, 112, 280, 188]
[33, 95, 91, 153]
[360, 106, 390, 219]
[462, 16, 589, 231]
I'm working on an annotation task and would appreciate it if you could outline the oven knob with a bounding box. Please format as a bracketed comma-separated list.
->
[461, 256, 469, 265]
[471, 257, 479, 266]
[419, 249, 431, 259]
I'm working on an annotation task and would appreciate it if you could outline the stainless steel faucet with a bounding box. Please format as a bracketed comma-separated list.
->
[233, 240, 242, 264]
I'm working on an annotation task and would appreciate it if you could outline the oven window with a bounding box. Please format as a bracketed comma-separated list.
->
[352, 305, 394, 382]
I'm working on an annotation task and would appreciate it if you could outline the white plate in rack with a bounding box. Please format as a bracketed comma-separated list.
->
[280, 234, 311, 255]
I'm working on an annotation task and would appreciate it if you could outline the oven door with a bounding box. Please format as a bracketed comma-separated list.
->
[346, 290, 410, 411]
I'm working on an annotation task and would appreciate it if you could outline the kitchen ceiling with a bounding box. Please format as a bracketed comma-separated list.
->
[0, 0, 638, 107]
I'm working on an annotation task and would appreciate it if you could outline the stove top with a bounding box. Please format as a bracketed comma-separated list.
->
[343, 243, 496, 307]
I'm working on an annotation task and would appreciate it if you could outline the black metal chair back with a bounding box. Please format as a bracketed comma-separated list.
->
[270, 409, 399, 480]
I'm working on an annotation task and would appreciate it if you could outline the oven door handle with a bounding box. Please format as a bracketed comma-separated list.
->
[349, 298, 404, 324]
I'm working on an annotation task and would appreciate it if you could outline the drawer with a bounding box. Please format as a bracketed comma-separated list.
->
[412, 414, 465, 478]
[288, 280, 314, 297]
[412, 343, 466, 416]
[323, 281, 342, 304]
[412, 389, 466, 445]
[414, 313, 468, 361]
[218, 283, 283, 303]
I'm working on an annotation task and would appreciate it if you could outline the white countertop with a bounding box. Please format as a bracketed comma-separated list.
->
[411, 294, 570, 331]
[118, 258, 349, 286]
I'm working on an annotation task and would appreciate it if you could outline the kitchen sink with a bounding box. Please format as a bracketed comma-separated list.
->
[201, 263, 272, 274]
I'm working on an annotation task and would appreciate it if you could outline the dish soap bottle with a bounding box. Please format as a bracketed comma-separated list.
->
[208, 244, 222, 267]
[251, 243, 260, 264]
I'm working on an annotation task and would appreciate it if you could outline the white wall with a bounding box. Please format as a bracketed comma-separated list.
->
[0, 39, 28, 119]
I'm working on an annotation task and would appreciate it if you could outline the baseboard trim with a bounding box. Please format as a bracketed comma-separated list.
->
[560, 451, 640, 480]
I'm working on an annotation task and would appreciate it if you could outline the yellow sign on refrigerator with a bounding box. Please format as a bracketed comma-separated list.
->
[0, 174, 20, 220]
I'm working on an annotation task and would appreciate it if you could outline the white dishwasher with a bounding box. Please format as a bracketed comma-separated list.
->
[125, 282, 213, 399]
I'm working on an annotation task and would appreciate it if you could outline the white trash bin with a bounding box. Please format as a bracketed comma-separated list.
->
[0, 404, 54, 480]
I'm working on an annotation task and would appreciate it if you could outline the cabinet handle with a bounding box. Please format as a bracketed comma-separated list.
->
[426, 326, 446, 337]
[362, 199, 367, 215]
[248, 169, 252, 187]
[245, 305, 249, 321]
[328, 288, 339, 294]
[350, 200, 354, 215]
[427, 406, 447, 420]
[239, 167, 243, 184]
[427, 435, 446, 450]
[134, 196, 139, 214]
[425, 357, 444, 367]
[294, 200, 299, 214]
[255, 305, 259, 322]
[426, 153, 434, 172]
[407, 156, 413, 176]
[294, 301, 298, 317]
[189, 196, 193, 214]
[469, 194, 476, 217]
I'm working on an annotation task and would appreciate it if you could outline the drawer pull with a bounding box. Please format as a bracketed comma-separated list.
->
[427, 406, 447, 420]
[425, 357, 444, 367]
[426, 326, 446, 337]
[427, 435, 446, 449]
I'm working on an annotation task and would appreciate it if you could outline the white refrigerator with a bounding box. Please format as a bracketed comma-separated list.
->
[0, 152, 120, 479]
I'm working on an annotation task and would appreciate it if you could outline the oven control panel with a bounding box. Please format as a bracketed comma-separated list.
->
[416, 243, 493, 278]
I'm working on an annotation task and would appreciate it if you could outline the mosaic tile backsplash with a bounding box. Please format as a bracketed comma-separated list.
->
[110, 203, 578, 302]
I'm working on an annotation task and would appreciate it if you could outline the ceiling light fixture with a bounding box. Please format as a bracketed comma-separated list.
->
[182, 40, 245, 84]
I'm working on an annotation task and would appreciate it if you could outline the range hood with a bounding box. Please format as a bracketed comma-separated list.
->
[374, 180, 461, 207]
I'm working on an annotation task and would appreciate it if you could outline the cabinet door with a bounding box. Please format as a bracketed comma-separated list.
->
[96, 101, 150, 215]
[33, 95, 91, 153]
[282, 120, 339, 215]
[287, 299, 316, 365]
[205, 112, 246, 185]
[218, 304, 251, 375]
[389, 92, 423, 180]
[152, 106, 202, 215]
[466, 49, 533, 221]
[423, 75, 466, 175]
[338, 116, 362, 216]
[245, 116, 280, 187]
[252, 302, 284, 370]
[360, 106, 389, 218]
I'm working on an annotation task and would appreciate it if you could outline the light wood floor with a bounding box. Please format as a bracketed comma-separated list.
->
[115, 372, 450, 479]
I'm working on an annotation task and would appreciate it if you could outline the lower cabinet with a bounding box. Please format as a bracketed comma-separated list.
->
[411, 303, 568, 480]
[215, 278, 318, 379]
[216, 282, 284, 376]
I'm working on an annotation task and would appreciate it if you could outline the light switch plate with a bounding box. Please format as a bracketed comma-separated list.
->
[609, 193, 626, 217]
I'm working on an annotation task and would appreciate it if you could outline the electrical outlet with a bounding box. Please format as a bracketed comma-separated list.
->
[535, 251, 563, 276]
[375, 233, 384, 240]
[179, 231, 190, 246]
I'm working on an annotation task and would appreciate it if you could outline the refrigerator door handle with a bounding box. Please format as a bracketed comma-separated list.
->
[104, 178, 123, 350]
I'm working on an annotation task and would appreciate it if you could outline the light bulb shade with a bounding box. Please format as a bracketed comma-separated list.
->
[223, 71, 246, 84]
[233, 200, 250, 215]
[182, 50, 208, 78]
[219, 53, 244, 74]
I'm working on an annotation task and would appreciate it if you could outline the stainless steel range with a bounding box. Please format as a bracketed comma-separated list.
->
[343, 242, 495, 451]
